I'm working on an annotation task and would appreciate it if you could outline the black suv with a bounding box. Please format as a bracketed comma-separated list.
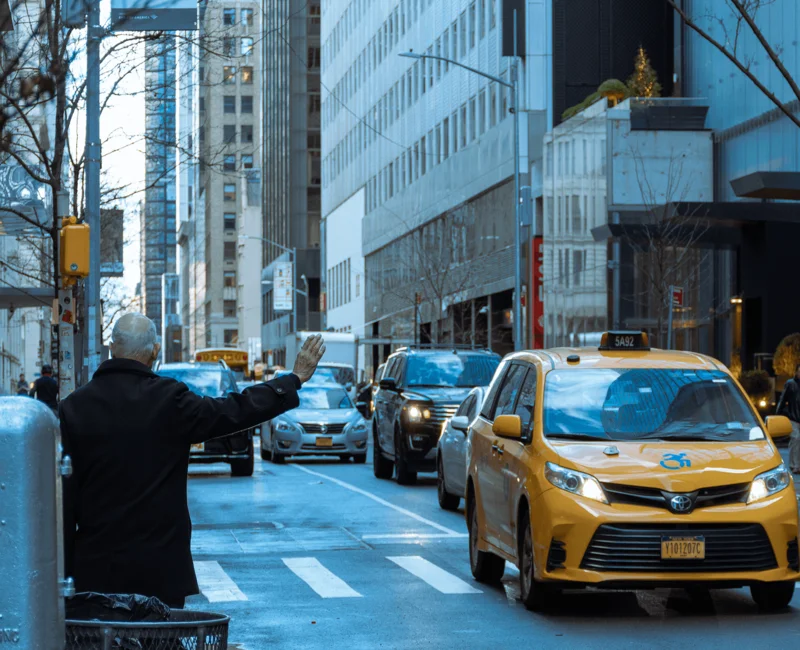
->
[372, 347, 500, 484]
[157, 361, 255, 477]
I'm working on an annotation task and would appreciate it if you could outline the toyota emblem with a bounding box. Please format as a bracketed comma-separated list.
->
[670, 495, 693, 513]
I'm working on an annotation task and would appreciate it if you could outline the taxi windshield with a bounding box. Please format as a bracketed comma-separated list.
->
[299, 387, 353, 410]
[543, 369, 760, 442]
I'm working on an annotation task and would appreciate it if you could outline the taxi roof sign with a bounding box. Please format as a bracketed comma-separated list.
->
[599, 331, 650, 352]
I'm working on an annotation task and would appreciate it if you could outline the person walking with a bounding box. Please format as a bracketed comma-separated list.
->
[777, 363, 800, 474]
[60, 313, 326, 608]
[29, 365, 58, 410]
[16, 373, 28, 395]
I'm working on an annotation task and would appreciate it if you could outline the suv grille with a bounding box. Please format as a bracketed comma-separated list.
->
[603, 482, 750, 512]
[429, 404, 458, 425]
[301, 423, 346, 434]
[580, 524, 777, 573]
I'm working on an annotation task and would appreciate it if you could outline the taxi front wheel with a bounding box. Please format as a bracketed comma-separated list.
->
[519, 516, 556, 611]
[468, 499, 504, 584]
[750, 581, 796, 611]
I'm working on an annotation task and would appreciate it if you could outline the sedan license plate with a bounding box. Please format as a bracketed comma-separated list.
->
[190, 442, 204, 452]
[661, 535, 705, 560]
[316, 437, 333, 447]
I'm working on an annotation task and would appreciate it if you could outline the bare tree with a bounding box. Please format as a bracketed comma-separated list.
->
[618, 150, 710, 348]
[667, 0, 800, 129]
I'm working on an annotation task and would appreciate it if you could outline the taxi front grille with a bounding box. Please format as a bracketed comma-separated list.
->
[300, 423, 346, 434]
[603, 482, 750, 511]
[580, 524, 777, 573]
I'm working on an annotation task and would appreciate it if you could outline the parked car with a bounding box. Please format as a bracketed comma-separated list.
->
[157, 361, 255, 477]
[436, 386, 486, 511]
[261, 383, 369, 463]
[372, 346, 501, 485]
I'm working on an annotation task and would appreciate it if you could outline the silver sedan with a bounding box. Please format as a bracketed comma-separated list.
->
[436, 386, 485, 511]
[261, 384, 369, 463]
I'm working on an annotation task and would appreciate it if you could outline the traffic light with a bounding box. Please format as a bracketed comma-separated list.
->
[60, 217, 90, 278]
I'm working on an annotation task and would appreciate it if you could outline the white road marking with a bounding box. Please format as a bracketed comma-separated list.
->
[388, 556, 482, 594]
[292, 465, 463, 536]
[362, 533, 468, 540]
[283, 557, 362, 598]
[193, 561, 248, 602]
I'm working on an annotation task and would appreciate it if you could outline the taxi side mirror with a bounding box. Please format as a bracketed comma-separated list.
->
[765, 415, 793, 438]
[493, 414, 522, 439]
[451, 415, 470, 433]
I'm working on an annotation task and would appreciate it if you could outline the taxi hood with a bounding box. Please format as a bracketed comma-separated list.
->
[550, 440, 780, 491]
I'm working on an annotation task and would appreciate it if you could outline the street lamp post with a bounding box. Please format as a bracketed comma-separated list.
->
[399, 48, 523, 351]
[240, 235, 298, 332]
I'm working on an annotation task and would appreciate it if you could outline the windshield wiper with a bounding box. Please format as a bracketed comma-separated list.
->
[545, 433, 610, 441]
[408, 384, 453, 388]
[637, 432, 731, 441]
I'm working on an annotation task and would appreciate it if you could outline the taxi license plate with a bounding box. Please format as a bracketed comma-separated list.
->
[190, 442, 204, 452]
[661, 535, 705, 560]
[316, 437, 333, 447]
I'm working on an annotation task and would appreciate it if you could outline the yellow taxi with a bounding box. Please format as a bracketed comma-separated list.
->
[466, 331, 799, 611]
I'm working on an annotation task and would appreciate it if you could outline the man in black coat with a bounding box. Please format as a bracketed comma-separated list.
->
[29, 364, 58, 410]
[777, 362, 800, 474]
[60, 313, 325, 607]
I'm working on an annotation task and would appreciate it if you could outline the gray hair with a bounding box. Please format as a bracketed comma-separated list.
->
[111, 313, 158, 362]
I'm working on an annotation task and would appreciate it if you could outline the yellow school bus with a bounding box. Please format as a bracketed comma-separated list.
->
[195, 348, 249, 382]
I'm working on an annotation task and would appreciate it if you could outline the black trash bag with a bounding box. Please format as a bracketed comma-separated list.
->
[66, 592, 172, 623]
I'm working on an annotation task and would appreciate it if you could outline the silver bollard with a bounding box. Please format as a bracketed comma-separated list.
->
[0, 397, 67, 649]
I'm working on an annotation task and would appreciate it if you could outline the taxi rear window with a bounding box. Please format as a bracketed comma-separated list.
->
[543, 369, 761, 442]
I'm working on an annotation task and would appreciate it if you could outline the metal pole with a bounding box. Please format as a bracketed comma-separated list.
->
[667, 285, 674, 350]
[292, 248, 297, 333]
[85, 0, 102, 378]
[512, 9, 522, 351]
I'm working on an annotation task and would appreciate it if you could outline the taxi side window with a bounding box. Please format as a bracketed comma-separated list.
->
[514, 369, 537, 436]
[492, 365, 526, 419]
[480, 359, 509, 419]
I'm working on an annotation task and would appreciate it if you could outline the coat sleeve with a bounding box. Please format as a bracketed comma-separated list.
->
[59, 404, 76, 580]
[171, 374, 302, 444]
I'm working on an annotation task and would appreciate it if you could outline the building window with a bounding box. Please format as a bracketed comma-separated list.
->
[241, 8, 253, 25]
[224, 329, 238, 345]
[223, 66, 236, 84]
[469, 97, 477, 142]
[469, 2, 476, 48]
[241, 66, 253, 84]
[223, 95, 236, 114]
[241, 37, 254, 57]
[479, 0, 486, 39]
[307, 47, 321, 69]
[489, 85, 497, 127]
[478, 89, 486, 135]
[224, 241, 236, 260]
[199, 97, 205, 112]
[460, 104, 467, 148]
[224, 155, 236, 171]
[241, 125, 253, 143]
[490, 0, 497, 29]
[224, 212, 236, 230]
[242, 154, 254, 169]
[308, 133, 321, 149]
[224, 183, 236, 201]
[460, 12, 467, 57]
[241, 95, 253, 114]
[224, 300, 237, 318]
[223, 8, 235, 25]
[224, 271, 236, 287]
[223, 37, 236, 57]
[223, 125, 236, 143]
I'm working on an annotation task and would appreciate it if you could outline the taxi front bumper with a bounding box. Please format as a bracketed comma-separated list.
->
[530, 485, 800, 587]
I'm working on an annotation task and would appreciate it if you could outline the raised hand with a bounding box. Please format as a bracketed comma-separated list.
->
[292, 335, 326, 384]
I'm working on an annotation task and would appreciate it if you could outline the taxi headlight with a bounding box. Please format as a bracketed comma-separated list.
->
[747, 463, 791, 504]
[406, 404, 431, 423]
[544, 462, 608, 504]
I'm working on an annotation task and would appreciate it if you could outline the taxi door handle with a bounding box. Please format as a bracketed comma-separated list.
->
[492, 444, 504, 455]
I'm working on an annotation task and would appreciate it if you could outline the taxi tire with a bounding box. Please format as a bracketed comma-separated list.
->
[437, 457, 460, 511]
[519, 515, 554, 611]
[373, 430, 394, 479]
[468, 499, 505, 584]
[750, 581, 795, 611]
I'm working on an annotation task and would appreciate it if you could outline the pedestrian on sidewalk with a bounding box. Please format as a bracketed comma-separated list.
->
[16, 373, 28, 395]
[60, 313, 326, 608]
[29, 365, 58, 410]
[777, 363, 800, 474]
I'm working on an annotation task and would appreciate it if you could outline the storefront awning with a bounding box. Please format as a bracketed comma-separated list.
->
[730, 171, 800, 201]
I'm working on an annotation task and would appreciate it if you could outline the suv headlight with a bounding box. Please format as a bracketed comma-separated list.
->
[544, 462, 608, 504]
[405, 403, 431, 423]
[747, 463, 791, 504]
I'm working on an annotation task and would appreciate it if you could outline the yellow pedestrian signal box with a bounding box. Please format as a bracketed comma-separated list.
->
[60, 217, 90, 277]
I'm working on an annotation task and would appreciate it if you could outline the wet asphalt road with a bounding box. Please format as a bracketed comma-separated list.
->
[184, 440, 800, 649]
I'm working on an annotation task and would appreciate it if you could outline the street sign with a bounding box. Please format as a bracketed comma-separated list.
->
[110, 0, 197, 31]
[672, 286, 684, 307]
[273, 262, 293, 312]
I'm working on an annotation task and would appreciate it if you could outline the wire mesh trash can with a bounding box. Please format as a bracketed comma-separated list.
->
[66, 609, 230, 650]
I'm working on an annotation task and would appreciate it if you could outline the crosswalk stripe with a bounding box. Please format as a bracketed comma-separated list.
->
[388, 556, 482, 594]
[283, 557, 362, 598]
[194, 561, 248, 602]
